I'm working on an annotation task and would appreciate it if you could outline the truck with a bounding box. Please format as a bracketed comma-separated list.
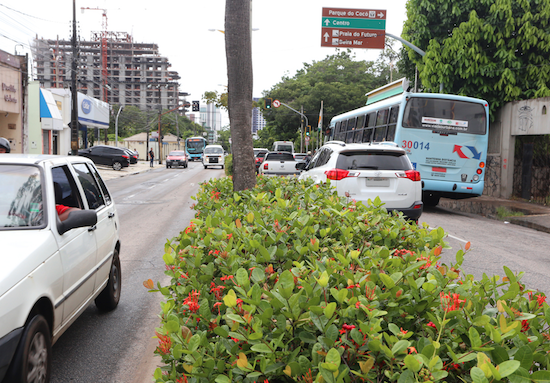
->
[259, 152, 300, 176]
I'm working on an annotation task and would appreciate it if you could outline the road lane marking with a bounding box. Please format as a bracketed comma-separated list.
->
[428, 226, 469, 243]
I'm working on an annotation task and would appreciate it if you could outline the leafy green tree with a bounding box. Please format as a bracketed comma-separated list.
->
[402, 0, 550, 115]
[262, 50, 390, 146]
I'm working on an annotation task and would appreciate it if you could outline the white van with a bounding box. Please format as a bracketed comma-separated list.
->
[202, 145, 225, 169]
[272, 141, 294, 153]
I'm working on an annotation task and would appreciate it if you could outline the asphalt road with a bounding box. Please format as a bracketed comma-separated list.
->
[47, 166, 550, 382]
[49, 161, 224, 383]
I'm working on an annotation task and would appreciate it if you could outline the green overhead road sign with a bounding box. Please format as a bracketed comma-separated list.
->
[322, 17, 386, 30]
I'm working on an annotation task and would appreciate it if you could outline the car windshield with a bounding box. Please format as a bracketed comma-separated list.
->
[267, 153, 295, 161]
[0, 165, 44, 229]
[256, 152, 267, 158]
[205, 147, 223, 154]
[169, 151, 185, 156]
[335, 150, 411, 171]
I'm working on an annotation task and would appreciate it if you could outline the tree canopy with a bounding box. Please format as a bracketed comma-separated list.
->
[402, 0, 550, 115]
[256, 50, 395, 149]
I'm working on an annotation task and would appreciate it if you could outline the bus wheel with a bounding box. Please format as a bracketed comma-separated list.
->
[423, 193, 440, 207]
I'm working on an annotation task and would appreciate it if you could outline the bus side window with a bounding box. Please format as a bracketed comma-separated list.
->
[334, 121, 341, 141]
[346, 117, 356, 143]
[373, 109, 389, 142]
[363, 112, 376, 143]
[354, 115, 366, 143]
[339, 120, 347, 141]
[386, 106, 399, 141]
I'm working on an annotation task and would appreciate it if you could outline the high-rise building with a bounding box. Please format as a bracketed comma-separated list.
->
[32, 32, 183, 112]
[252, 97, 266, 135]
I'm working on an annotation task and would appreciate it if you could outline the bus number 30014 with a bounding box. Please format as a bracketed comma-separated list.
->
[402, 141, 430, 150]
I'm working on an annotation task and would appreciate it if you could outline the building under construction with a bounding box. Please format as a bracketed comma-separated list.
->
[33, 31, 184, 112]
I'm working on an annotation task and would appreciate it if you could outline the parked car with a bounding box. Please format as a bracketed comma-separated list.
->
[297, 141, 423, 220]
[0, 154, 121, 383]
[253, 148, 268, 157]
[260, 151, 300, 176]
[124, 148, 138, 164]
[294, 153, 309, 163]
[203, 145, 225, 169]
[77, 145, 130, 170]
[254, 149, 269, 173]
[166, 150, 188, 169]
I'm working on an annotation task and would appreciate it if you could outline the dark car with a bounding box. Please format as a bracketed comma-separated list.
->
[124, 149, 138, 164]
[77, 145, 130, 170]
[166, 150, 188, 169]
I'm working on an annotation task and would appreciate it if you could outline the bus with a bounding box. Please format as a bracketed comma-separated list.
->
[185, 136, 207, 161]
[328, 78, 489, 206]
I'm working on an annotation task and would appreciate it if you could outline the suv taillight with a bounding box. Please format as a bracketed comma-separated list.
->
[325, 169, 359, 181]
[122, 154, 129, 159]
[263, 163, 268, 170]
[397, 170, 421, 182]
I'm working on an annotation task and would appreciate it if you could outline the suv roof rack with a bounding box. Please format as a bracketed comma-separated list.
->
[325, 140, 346, 147]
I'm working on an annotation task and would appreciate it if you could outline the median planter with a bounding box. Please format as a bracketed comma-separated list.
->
[147, 176, 550, 383]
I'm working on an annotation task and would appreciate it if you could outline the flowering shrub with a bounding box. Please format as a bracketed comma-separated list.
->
[147, 176, 550, 383]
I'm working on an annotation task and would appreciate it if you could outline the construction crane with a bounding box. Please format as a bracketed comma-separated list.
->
[81, 7, 108, 103]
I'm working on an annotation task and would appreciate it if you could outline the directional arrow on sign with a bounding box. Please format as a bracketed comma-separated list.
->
[323, 32, 329, 42]
[378, 12, 385, 18]
[324, 19, 330, 26]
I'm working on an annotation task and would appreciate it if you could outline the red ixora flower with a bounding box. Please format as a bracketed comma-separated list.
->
[521, 320, 530, 333]
[440, 292, 466, 313]
[427, 321, 437, 329]
[183, 290, 200, 313]
[155, 331, 172, 355]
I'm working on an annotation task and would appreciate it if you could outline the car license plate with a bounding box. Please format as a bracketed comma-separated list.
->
[366, 177, 389, 187]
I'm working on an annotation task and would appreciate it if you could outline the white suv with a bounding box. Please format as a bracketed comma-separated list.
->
[297, 141, 423, 220]
[0, 155, 121, 383]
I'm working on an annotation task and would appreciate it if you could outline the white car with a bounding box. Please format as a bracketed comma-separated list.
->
[202, 145, 225, 169]
[297, 141, 423, 220]
[0, 154, 121, 383]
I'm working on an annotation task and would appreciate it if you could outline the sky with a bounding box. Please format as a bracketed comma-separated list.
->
[0, 0, 409, 126]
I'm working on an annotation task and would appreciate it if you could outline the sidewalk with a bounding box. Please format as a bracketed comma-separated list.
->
[439, 195, 550, 234]
[97, 160, 161, 181]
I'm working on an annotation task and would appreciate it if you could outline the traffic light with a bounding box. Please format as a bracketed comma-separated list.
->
[192, 101, 200, 112]
[265, 98, 272, 109]
[306, 125, 310, 136]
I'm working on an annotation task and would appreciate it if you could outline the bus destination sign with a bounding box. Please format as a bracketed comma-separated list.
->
[321, 8, 386, 49]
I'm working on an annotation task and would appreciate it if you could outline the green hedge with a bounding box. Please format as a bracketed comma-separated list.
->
[147, 176, 550, 383]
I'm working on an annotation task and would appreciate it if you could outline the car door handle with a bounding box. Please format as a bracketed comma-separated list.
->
[108, 212, 115, 218]
[88, 225, 97, 232]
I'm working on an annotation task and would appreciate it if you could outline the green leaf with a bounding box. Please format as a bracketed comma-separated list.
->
[379, 273, 395, 289]
[404, 354, 421, 372]
[226, 314, 245, 324]
[392, 340, 410, 355]
[251, 344, 273, 353]
[236, 268, 249, 287]
[299, 331, 317, 344]
[248, 332, 263, 341]
[532, 371, 550, 383]
[398, 370, 415, 383]
[324, 302, 337, 318]
[214, 326, 229, 338]
[325, 348, 341, 366]
[472, 315, 491, 327]
[514, 345, 533, 370]
[215, 375, 231, 383]
[165, 320, 179, 334]
[469, 327, 482, 348]
[497, 360, 520, 378]
[470, 367, 488, 383]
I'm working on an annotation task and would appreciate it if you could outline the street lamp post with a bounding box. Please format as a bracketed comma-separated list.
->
[114, 106, 123, 147]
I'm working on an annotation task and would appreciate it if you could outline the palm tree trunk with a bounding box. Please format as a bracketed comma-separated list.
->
[225, 0, 256, 191]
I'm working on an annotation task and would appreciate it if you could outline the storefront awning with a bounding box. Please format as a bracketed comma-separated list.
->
[40, 89, 65, 131]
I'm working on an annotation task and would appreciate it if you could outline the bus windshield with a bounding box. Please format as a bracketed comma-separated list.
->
[186, 139, 205, 153]
[403, 98, 486, 135]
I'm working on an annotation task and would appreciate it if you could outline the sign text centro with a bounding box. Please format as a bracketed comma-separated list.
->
[321, 7, 386, 50]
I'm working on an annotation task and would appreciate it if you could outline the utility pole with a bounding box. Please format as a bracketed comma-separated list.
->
[300, 105, 304, 153]
[157, 86, 163, 164]
[70, 0, 78, 155]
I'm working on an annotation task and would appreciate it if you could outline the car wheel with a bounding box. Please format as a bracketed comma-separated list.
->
[221, 165, 225, 169]
[204, 165, 207, 169]
[166, 165, 169, 169]
[95, 249, 121, 311]
[112, 161, 122, 171]
[4, 315, 51, 383]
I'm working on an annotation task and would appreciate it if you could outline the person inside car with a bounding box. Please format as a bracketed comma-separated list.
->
[56, 204, 80, 222]
[0, 137, 10, 153]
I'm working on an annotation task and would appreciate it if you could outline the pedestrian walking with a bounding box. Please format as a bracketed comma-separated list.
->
[149, 148, 154, 167]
